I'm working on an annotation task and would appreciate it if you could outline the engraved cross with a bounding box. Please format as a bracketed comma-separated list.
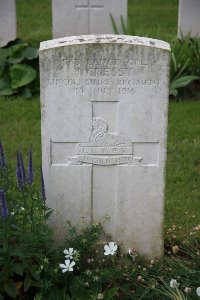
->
[75, 0, 104, 33]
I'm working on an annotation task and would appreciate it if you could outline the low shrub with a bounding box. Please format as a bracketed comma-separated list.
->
[0, 142, 53, 299]
[0, 39, 39, 99]
[36, 218, 200, 300]
[170, 36, 200, 99]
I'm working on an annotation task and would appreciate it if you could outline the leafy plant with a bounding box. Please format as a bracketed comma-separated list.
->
[37, 217, 200, 300]
[170, 37, 200, 98]
[0, 142, 53, 299]
[0, 39, 39, 99]
[110, 14, 143, 36]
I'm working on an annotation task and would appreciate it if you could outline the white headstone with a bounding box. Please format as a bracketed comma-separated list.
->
[40, 35, 170, 258]
[178, 0, 200, 38]
[52, 0, 127, 38]
[0, 0, 16, 47]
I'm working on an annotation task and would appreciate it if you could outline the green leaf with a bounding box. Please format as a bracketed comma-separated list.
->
[120, 15, 127, 35]
[91, 281, 102, 295]
[5, 279, 18, 298]
[0, 79, 9, 89]
[8, 57, 23, 64]
[23, 47, 38, 60]
[34, 294, 43, 300]
[12, 263, 24, 276]
[169, 88, 178, 97]
[10, 248, 25, 259]
[110, 13, 119, 34]
[8, 43, 27, 64]
[29, 267, 40, 281]
[10, 43, 27, 55]
[104, 287, 118, 300]
[10, 64, 36, 89]
[0, 88, 13, 96]
[0, 79, 13, 96]
[3, 241, 8, 252]
[70, 284, 90, 300]
[0, 270, 6, 283]
[0, 48, 10, 63]
[170, 75, 199, 90]
[0, 292, 4, 300]
[21, 86, 32, 99]
[44, 209, 54, 220]
[24, 276, 32, 292]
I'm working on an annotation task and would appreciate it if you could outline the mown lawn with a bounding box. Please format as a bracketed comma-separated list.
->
[0, 0, 199, 234]
[165, 101, 200, 232]
[128, 0, 178, 41]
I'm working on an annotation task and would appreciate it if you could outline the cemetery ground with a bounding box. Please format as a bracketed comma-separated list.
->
[0, 0, 199, 299]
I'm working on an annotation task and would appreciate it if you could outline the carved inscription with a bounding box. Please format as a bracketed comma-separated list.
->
[68, 117, 143, 166]
[47, 78, 160, 96]
[47, 54, 160, 95]
[68, 155, 142, 165]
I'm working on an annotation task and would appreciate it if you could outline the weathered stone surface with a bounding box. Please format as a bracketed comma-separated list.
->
[178, 0, 200, 38]
[0, 0, 16, 47]
[40, 35, 170, 258]
[52, 0, 127, 38]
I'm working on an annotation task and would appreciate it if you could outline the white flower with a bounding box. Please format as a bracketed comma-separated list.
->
[128, 249, 132, 255]
[63, 248, 77, 259]
[127, 248, 136, 261]
[59, 259, 75, 273]
[197, 287, 200, 296]
[170, 279, 180, 289]
[104, 242, 117, 256]
[184, 287, 191, 293]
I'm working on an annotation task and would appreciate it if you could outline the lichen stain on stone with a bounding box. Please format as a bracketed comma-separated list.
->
[150, 41, 156, 46]
[59, 40, 67, 44]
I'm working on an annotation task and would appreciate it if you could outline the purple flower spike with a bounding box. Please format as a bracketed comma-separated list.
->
[16, 151, 23, 190]
[19, 153, 26, 186]
[0, 141, 6, 168]
[0, 189, 8, 220]
[40, 167, 46, 205]
[28, 147, 33, 185]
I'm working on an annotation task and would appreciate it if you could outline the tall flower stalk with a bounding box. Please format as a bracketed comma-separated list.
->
[40, 167, 46, 205]
[0, 141, 6, 168]
[16, 151, 27, 190]
[16, 150, 28, 231]
[16, 150, 23, 190]
[27, 147, 33, 185]
[0, 189, 8, 220]
[19, 153, 26, 186]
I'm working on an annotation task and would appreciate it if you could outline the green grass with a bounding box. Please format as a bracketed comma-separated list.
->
[0, 0, 199, 234]
[16, 0, 52, 46]
[0, 96, 41, 180]
[165, 101, 200, 232]
[128, 0, 178, 41]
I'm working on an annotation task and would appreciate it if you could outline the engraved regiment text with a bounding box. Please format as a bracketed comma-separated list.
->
[47, 55, 160, 96]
